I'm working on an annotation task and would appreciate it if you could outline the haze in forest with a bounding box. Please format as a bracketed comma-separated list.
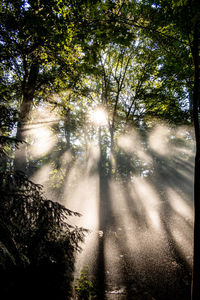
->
[1, 0, 199, 298]
[27, 104, 194, 292]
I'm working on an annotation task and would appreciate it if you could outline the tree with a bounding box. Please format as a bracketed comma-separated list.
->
[0, 0, 87, 172]
[0, 101, 87, 299]
[136, 0, 199, 298]
[0, 0, 137, 173]
[1, 0, 197, 297]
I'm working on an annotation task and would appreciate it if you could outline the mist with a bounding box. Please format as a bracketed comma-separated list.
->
[27, 104, 194, 299]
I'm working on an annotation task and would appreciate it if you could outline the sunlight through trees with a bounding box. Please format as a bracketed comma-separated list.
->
[0, 0, 199, 299]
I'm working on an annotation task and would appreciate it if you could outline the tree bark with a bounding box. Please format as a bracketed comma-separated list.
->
[14, 61, 39, 173]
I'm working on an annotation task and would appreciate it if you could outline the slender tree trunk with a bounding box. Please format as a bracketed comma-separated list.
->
[96, 126, 106, 299]
[14, 61, 39, 173]
[63, 109, 72, 177]
[109, 125, 115, 177]
[65, 109, 71, 151]
[14, 97, 33, 172]
[191, 21, 200, 300]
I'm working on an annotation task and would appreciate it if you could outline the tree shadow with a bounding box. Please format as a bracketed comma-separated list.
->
[21, 119, 194, 300]
[88, 126, 194, 299]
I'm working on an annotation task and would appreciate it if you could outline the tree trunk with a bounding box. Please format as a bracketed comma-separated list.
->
[191, 21, 200, 300]
[109, 125, 115, 177]
[14, 61, 39, 173]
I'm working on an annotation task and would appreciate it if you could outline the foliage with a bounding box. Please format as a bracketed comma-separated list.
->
[0, 0, 198, 298]
[0, 103, 87, 299]
[74, 266, 97, 300]
[0, 103, 19, 163]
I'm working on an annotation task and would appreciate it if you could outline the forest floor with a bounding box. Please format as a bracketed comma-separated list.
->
[74, 184, 193, 300]
[75, 226, 192, 300]
[68, 157, 194, 299]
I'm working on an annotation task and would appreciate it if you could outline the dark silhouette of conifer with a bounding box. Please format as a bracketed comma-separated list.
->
[0, 102, 86, 299]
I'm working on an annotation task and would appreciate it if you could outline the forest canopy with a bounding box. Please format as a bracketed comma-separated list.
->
[0, 0, 199, 299]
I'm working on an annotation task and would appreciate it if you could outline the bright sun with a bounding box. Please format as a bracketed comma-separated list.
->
[90, 107, 108, 126]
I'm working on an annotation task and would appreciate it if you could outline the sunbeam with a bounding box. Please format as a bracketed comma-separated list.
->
[27, 116, 194, 299]
[2, 2, 197, 298]
[167, 188, 193, 221]
[148, 124, 171, 156]
[117, 129, 152, 164]
[27, 105, 59, 158]
[29, 126, 56, 157]
[64, 123, 194, 299]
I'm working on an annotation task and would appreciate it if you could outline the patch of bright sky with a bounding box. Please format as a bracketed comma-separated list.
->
[181, 87, 190, 111]
[24, 0, 31, 10]
[88, 39, 93, 46]
[135, 38, 140, 47]
[157, 63, 163, 70]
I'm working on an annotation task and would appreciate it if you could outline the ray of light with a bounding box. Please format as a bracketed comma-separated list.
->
[64, 172, 100, 274]
[121, 177, 162, 233]
[167, 188, 193, 221]
[117, 129, 152, 164]
[33, 121, 194, 291]
[30, 163, 54, 198]
[27, 105, 59, 158]
[68, 125, 194, 280]
[29, 126, 56, 158]
[61, 142, 101, 231]
[148, 124, 171, 156]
